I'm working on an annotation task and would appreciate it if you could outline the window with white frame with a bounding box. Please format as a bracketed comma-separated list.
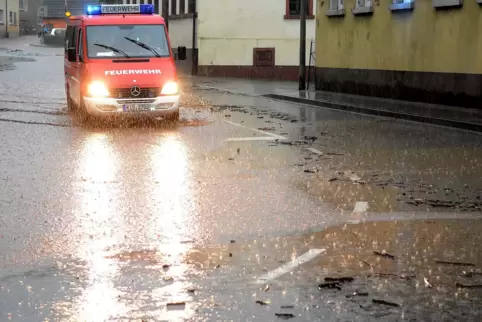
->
[188, 0, 195, 13]
[180, 0, 186, 14]
[389, 0, 415, 11]
[326, 0, 345, 16]
[19, 0, 28, 12]
[353, 0, 374, 15]
[355, 0, 373, 8]
[432, 0, 463, 8]
[331, 0, 344, 10]
[0, 10, 4, 24]
[170, 0, 177, 15]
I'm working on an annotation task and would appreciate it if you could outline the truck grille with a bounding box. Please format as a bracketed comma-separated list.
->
[116, 99, 156, 104]
[110, 87, 159, 99]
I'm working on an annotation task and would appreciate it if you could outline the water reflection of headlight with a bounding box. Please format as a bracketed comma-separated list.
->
[148, 135, 192, 253]
[148, 135, 198, 319]
[67, 132, 198, 321]
[74, 133, 128, 321]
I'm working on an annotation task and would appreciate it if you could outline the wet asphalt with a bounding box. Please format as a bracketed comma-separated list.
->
[0, 37, 481, 321]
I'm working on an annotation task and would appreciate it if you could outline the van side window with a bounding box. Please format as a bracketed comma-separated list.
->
[65, 26, 75, 53]
[72, 26, 78, 52]
[77, 29, 83, 60]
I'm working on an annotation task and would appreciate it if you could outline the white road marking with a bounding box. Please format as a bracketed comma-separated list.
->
[254, 249, 326, 284]
[346, 219, 361, 225]
[225, 120, 287, 140]
[306, 147, 323, 155]
[224, 136, 278, 142]
[353, 201, 369, 213]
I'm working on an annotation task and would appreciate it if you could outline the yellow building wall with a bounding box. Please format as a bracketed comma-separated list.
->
[7, 24, 20, 35]
[316, 1, 482, 74]
[3, 0, 20, 37]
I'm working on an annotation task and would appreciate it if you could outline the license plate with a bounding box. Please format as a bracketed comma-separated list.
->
[123, 104, 151, 111]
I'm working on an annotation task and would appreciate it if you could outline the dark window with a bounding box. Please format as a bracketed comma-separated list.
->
[154, 0, 160, 14]
[73, 26, 79, 52]
[77, 29, 83, 58]
[126, 0, 130, 4]
[179, 0, 185, 14]
[86, 24, 170, 59]
[170, 0, 177, 15]
[188, 0, 195, 13]
[132, 0, 137, 4]
[65, 25, 75, 52]
[288, 0, 310, 15]
[253, 48, 275, 67]
[147, 0, 153, 4]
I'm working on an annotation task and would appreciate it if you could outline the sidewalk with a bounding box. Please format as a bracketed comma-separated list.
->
[0, 35, 39, 49]
[192, 77, 482, 133]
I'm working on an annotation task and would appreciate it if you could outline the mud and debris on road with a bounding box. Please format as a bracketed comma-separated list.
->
[0, 51, 36, 71]
[0, 36, 481, 321]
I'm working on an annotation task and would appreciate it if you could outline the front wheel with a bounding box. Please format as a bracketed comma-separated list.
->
[66, 91, 75, 111]
[167, 111, 180, 122]
[76, 98, 91, 124]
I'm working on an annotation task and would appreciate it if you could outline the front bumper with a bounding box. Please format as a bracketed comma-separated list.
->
[83, 95, 180, 118]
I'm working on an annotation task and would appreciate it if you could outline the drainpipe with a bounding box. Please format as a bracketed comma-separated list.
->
[191, 0, 197, 75]
[298, 0, 307, 90]
[5, 0, 8, 38]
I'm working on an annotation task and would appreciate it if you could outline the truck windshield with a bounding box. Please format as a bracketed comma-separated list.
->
[86, 25, 170, 59]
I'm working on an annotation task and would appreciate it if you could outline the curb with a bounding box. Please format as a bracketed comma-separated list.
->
[30, 44, 63, 48]
[263, 94, 482, 133]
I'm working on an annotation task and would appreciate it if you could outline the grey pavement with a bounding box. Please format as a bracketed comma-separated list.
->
[0, 37, 481, 321]
[193, 76, 482, 132]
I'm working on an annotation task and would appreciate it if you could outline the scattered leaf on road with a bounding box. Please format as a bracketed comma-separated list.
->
[275, 313, 295, 319]
[435, 260, 475, 267]
[324, 277, 354, 283]
[372, 299, 400, 307]
[456, 282, 482, 289]
[424, 277, 433, 288]
[373, 251, 396, 260]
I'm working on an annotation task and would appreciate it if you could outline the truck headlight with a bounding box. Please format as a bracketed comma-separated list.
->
[87, 82, 109, 98]
[161, 81, 178, 95]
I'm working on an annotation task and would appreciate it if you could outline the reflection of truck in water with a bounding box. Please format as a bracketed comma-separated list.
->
[38, 0, 93, 45]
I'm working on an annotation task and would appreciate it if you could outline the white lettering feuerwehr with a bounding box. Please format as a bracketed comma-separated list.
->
[104, 69, 162, 76]
[101, 5, 140, 14]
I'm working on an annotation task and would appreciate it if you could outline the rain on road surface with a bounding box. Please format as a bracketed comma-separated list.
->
[1, 38, 481, 321]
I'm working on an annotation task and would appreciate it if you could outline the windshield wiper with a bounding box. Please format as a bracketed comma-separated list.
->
[124, 37, 161, 58]
[94, 43, 130, 58]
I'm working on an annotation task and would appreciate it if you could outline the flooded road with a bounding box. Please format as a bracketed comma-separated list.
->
[0, 37, 481, 321]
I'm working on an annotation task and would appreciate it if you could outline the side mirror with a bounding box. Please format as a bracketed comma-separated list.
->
[177, 46, 187, 60]
[67, 48, 76, 62]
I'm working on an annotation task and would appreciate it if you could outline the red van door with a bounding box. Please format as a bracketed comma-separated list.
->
[65, 23, 82, 107]
[70, 27, 84, 106]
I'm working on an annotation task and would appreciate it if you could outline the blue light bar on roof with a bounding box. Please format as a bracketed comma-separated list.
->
[85, 4, 155, 16]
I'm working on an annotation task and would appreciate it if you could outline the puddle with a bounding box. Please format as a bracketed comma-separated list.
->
[106, 249, 160, 263]
[293, 140, 482, 212]
[224, 218, 482, 320]
[178, 118, 213, 127]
